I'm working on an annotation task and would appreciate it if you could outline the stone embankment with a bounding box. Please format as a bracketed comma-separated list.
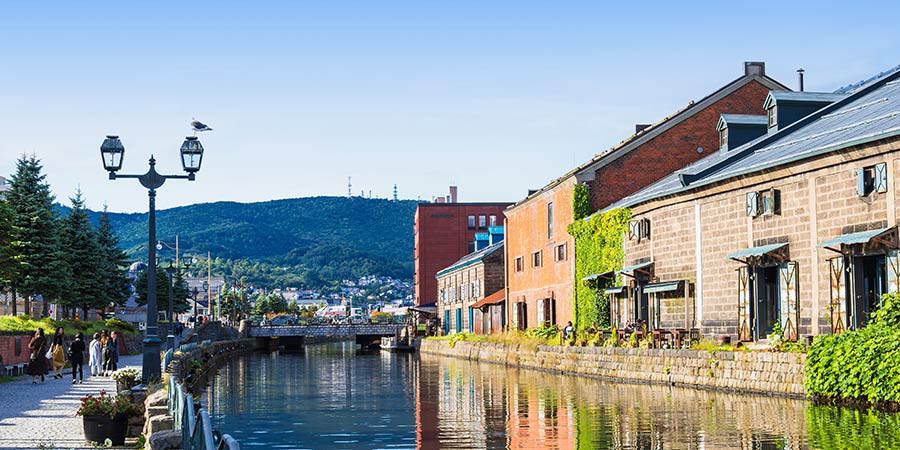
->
[420, 339, 806, 398]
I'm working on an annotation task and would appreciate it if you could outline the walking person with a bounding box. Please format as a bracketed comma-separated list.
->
[104, 331, 119, 374]
[88, 332, 103, 376]
[26, 329, 48, 384]
[100, 330, 110, 376]
[50, 327, 67, 379]
[68, 332, 86, 384]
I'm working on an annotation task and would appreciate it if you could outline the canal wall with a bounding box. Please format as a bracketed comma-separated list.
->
[420, 340, 806, 398]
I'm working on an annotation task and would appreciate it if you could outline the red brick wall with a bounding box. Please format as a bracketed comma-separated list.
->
[0, 333, 34, 367]
[414, 203, 510, 306]
[590, 80, 774, 210]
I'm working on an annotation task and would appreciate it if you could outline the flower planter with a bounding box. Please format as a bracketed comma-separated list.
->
[83, 413, 128, 446]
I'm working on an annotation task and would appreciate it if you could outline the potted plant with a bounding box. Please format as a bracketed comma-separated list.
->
[76, 391, 141, 446]
[111, 368, 141, 393]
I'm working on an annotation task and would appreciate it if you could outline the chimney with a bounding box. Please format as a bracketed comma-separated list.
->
[449, 186, 458, 203]
[797, 68, 805, 92]
[744, 61, 766, 77]
[635, 124, 651, 134]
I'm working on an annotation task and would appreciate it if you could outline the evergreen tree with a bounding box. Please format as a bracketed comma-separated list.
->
[134, 266, 190, 316]
[0, 199, 27, 315]
[5, 155, 69, 317]
[97, 207, 131, 308]
[60, 189, 104, 319]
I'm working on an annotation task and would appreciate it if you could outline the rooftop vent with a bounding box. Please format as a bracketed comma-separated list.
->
[744, 61, 766, 77]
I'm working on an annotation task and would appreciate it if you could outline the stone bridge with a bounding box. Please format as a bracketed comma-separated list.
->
[250, 324, 405, 350]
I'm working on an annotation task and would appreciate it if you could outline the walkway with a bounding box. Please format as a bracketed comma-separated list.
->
[0, 355, 141, 450]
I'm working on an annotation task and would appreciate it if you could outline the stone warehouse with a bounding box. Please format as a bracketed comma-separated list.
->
[436, 227, 505, 335]
[606, 66, 900, 342]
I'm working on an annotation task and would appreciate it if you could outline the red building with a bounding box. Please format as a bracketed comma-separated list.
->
[414, 186, 511, 306]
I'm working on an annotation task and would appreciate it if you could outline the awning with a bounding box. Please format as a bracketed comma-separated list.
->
[725, 243, 788, 261]
[471, 290, 505, 309]
[409, 302, 437, 315]
[604, 286, 626, 295]
[617, 261, 654, 275]
[818, 227, 894, 252]
[582, 271, 614, 282]
[643, 280, 684, 294]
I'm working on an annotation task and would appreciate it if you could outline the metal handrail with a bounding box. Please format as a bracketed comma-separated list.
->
[169, 371, 239, 449]
[192, 409, 216, 450]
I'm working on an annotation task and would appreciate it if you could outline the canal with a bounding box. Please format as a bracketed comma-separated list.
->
[200, 342, 900, 449]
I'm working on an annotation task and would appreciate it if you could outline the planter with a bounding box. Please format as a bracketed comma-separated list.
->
[115, 380, 138, 393]
[82, 413, 128, 446]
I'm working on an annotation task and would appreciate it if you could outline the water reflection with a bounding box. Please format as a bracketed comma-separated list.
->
[201, 343, 900, 450]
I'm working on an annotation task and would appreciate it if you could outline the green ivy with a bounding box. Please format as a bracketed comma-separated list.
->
[572, 184, 592, 220]
[805, 292, 900, 405]
[567, 208, 631, 330]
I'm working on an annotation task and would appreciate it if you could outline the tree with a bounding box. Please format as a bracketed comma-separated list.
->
[134, 266, 190, 316]
[0, 199, 26, 315]
[96, 207, 131, 308]
[60, 189, 104, 319]
[5, 155, 70, 317]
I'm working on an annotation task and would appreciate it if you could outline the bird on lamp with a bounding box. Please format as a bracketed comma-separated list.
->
[190, 118, 213, 134]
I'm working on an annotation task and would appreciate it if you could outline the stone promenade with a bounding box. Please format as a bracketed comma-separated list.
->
[0, 355, 141, 450]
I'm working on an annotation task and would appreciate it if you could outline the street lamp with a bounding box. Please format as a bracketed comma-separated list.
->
[163, 259, 176, 351]
[182, 254, 195, 324]
[100, 135, 204, 383]
[202, 280, 209, 319]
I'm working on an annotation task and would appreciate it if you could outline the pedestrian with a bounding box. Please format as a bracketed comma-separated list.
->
[564, 321, 575, 341]
[104, 331, 120, 374]
[50, 327, 67, 379]
[100, 330, 110, 375]
[88, 332, 103, 376]
[68, 332, 86, 384]
[26, 329, 48, 384]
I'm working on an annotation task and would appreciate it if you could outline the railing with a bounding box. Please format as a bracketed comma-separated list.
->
[165, 349, 240, 449]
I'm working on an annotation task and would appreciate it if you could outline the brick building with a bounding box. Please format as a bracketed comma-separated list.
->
[435, 229, 505, 335]
[505, 62, 787, 331]
[414, 186, 510, 306]
[608, 66, 900, 342]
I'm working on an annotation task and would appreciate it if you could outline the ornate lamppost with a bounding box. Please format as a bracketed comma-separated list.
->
[100, 135, 204, 382]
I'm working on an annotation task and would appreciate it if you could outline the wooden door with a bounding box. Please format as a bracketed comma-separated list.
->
[779, 262, 800, 341]
[737, 266, 751, 341]
[828, 257, 847, 334]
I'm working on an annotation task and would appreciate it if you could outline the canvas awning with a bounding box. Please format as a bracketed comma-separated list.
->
[582, 271, 614, 282]
[643, 280, 684, 294]
[725, 243, 788, 262]
[604, 286, 626, 295]
[471, 290, 505, 309]
[617, 261, 654, 275]
[818, 227, 895, 253]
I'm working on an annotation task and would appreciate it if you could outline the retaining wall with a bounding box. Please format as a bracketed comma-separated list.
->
[420, 340, 806, 398]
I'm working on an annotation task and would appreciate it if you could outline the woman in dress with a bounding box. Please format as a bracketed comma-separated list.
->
[88, 332, 103, 376]
[50, 327, 66, 379]
[26, 329, 48, 384]
[68, 332, 86, 384]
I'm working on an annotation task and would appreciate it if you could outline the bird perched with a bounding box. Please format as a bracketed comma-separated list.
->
[191, 118, 213, 134]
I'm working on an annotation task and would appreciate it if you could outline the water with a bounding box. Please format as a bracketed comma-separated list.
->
[201, 342, 900, 449]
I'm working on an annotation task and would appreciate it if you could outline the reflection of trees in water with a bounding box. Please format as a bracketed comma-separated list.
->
[424, 356, 815, 449]
[806, 404, 900, 450]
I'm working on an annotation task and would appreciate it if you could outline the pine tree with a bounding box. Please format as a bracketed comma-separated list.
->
[5, 155, 70, 317]
[61, 189, 105, 319]
[135, 266, 190, 315]
[0, 199, 27, 315]
[97, 207, 131, 309]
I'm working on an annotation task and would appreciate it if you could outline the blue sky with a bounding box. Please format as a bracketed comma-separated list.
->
[0, 1, 897, 212]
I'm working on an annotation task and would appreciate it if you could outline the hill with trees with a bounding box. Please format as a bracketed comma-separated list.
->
[92, 197, 418, 289]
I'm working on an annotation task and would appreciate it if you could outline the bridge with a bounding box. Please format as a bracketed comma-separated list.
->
[250, 324, 405, 350]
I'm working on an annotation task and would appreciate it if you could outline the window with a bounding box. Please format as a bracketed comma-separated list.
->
[532, 250, 543, 268]
[747, 189, 780, 217]
[548, 202, 554, 239]
[768, 106, 777, 128]
[628, 218, 651, 242]
[489, 215, 497, 226]
[746, 191, 761, 217]
[467, 215, 476, 229]
[515, 256, 524, 272]
[479, 215, 487, 229]
[720, 127, 728, 148]
[467, 241, 475, 253]
[858, 163, 888, 197]
[555, 243, 567, 261]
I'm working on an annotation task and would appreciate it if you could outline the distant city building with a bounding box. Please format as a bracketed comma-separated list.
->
[414, 185, 511, 306]
[0, 175, 10, 198]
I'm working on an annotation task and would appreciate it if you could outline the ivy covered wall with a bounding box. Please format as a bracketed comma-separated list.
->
[567, 207, 631, 330]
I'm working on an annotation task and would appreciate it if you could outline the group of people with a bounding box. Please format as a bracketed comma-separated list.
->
[25, 327, 121, 384]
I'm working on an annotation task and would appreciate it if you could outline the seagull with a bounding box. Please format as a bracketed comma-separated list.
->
[191, 118, 213, 134]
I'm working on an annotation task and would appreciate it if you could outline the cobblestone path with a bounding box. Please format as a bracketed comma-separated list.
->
[0, 355, 141, 449]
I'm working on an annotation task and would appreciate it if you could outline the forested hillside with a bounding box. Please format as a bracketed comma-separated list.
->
[81, 197, 417, 288]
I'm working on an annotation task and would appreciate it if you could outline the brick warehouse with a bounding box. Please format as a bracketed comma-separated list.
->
[435, 229, 505, 335]
[414, 186, 511, 307]
[505, 62, 787, 331]
[608, 65, 900, 342]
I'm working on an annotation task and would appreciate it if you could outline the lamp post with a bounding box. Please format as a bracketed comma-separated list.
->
[202, 280, 209, 320]
[163, 260, 176, 351]
[100, 135, 204, 383]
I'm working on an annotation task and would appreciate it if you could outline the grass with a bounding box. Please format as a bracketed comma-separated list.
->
[0, 316, 138, 337]
[0, 375, 13, 384]
[428, 330, 563, 350]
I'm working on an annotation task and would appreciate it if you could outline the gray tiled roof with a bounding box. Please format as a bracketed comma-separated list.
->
[435, 241, 504, 277]
[605, 66, 900, 212]
[719, 114, 768, 127]
[766, 91, 848, 104]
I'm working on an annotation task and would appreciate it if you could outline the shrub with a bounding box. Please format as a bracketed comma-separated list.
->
[76, 391, 141, 418]
[104, 319, 136, 333]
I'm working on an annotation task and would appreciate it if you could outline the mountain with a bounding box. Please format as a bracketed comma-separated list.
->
[81, 197, 418, 287]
